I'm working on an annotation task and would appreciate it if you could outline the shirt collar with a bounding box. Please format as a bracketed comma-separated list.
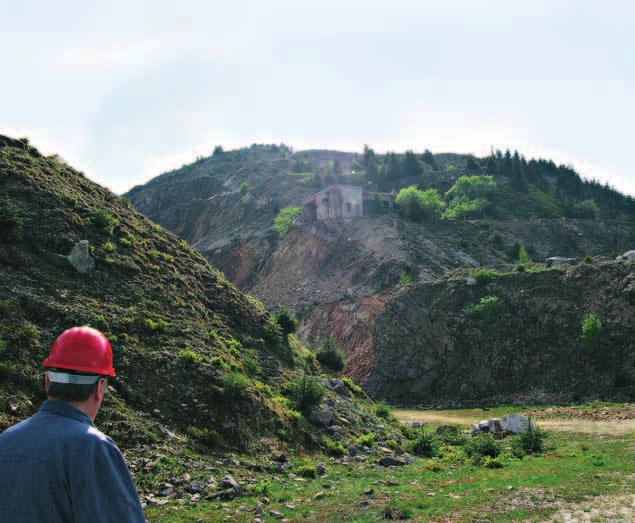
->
[39, 399, 94, 426]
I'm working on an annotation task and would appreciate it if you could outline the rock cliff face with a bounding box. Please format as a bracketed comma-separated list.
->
[302, 262, 634, 405]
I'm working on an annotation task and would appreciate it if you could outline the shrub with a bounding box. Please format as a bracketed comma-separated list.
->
[466, 296, 503, 325]
[0, 197, 25, 243]
[119, 234, 134, 248]
[517, 244, 530, 264]
[482, 456, 504, 468]
[395, 186, 445, 222]
[177, 350, 203, 364]
[323, 436, 347, 457]
[262, 318, 284, 348]
[511, 424, 546, 456]
[186, 426, 225, 447]
[571, 199, 600, 218]
[581, 314, 603, 349]
[144, 318, 168, 333]
[246, 480, 271, 497]
[14, 321, 39, 347]
[470, 267, 498, 284]
[297, 462, 317, 478]
[355, 433, 375, 448]
[0, 336, 6, 354]
[240, 182, 248, 196]
[102, 241, 116, 252]
[272, 307, 298, 336]
[316, 337, 345, 372]
[407, 432, 438, 457]
[398, 271, 414, 286]
[0, 300, 10, 315]
[342, 376, 363, 395]
[464, 434, 501, 462]
[93, 209, 118, 235]
[375, 401, 391, 419]
[273, 206, 302, 237]
[381, 500, 413, 520]
[435, 425, 467, 446]
[0, 362, 17, 379]
[285, 374, 325, 413]
[222, 372, 250, 397]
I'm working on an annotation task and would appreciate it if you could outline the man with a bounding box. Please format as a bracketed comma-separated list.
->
[0, 326, 146, 522]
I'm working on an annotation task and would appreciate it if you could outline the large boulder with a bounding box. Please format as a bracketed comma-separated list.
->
[500, 414, 532, 434]
[67, 240, 95, 274]
[309, 405, 335, 426]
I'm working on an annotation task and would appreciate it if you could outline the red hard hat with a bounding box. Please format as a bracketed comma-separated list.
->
[43, 326, 116, 377]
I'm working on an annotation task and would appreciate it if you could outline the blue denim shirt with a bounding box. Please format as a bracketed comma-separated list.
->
[0, 399, 146, 522]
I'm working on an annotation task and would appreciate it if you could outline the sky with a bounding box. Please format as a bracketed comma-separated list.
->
[1, 0, 634, 195]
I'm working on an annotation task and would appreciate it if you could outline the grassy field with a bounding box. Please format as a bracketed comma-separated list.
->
[144, 403, 634, 522]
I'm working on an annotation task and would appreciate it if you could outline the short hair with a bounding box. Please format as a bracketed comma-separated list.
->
[46, 370, 105, 402]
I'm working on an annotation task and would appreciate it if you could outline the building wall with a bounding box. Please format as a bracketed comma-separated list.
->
[312, 185, 363, 220]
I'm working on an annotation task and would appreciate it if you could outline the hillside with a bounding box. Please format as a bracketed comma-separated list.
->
[126, 144, 635, 405]
[0, 136, 391, 456]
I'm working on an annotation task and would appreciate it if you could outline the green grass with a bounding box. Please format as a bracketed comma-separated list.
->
[144, 405, 634, 522]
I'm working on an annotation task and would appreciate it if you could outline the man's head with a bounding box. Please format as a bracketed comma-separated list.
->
[43, 326, 116, 422]
[45, 371, 107, 421]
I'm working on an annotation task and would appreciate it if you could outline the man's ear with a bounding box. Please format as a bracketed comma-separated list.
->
[95, 378, 106, 402]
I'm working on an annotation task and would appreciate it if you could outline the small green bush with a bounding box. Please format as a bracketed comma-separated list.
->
[408, 432, 438, 457]
[482, 456, 504, 468]
[273, 206, 302, 237]
[177, 350, 203, 364]
[14, 321, 39, 347]
[511, 425, 546, 457]
[581, 313, 603, 349]
[464, 434, 501, 462]
[262, 318, 283, 348]
[0, 300, 10, 315]
[0, 337, 6, 354]
[375, 401, 391, 419]
[246, 480, 271, 497]
[0, 362, 17, 379]
[186, 426, 225, 447]
[517, 245, 530, 264]
[381, 500, 413, 520]
[102, 241, 116, 252]
[435, 425, 467, 446]
[398, 271, 414, 286]
[0, 197, 25, 243]
[93, 209, 118, 235]
[470, 267, 498, 284]
[239, 182, 248, 196]
[297, 462, 317, 478]
[222, 372, 250, 397]
[323, 436, 347, 457]
[466, 295, 503, 325]
[316, 337, 345, 372]
[272, 307, 298, 336]
[342, 376, 363, 395]
[355, 433, 376, 448]
[144, 318, 168, 333]
[285, 374, 325, 413]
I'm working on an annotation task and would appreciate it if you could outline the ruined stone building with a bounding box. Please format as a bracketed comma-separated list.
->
[303, 185, 364, 221]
